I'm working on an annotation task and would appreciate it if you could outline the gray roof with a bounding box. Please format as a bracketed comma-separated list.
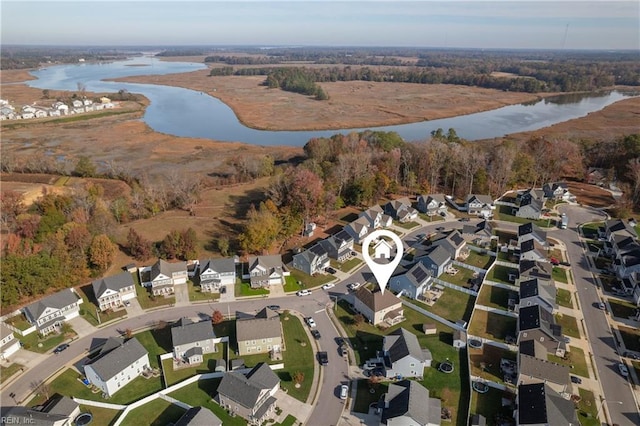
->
[382, 380, 440, 425]
[24, 289, 79, 321]
[463, 220, 493, 237]
[419, 245, 452, 268]
[198, 257, 235, 275]
[92, 271, 135, 299]
[402, 262, 432, 288]
[85, 337, 148, 382]
[236, 308, 281, 342]
[151, 259, 187, 280]
[185, 346, 203, 358]
[605, 219, 638, 239]
[433, 231, 465, 255]
[1, 407, 68, 426]
[519, 278, 557, 309]
[519, 305, 561, 340]
[518, 383, 578, 425]
[518, 222, 547, 242]
[519, 354, 570, 387]
[467, 194, 494, 205]
[384, 328, 427, 363]
[248, 255, 283, 273]
[217, 362, 279, 409]
[354, 287, 402, 313]
[294, 243, 327, 265]
[519, 260, 553, 280]
[171, 318, 215, 346]
[0, 323, 14, 340]
[174, 407, 222, 426]
[42, 396, 79, 417]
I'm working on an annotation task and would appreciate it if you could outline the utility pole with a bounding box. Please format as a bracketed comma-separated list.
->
[96, 307, 101, 325]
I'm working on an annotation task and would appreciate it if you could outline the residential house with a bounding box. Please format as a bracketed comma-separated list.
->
[141, 259, 188, 296]
[613, 243, 640, 279]
[519, 239, 547, 262]
[518, 353, 570, 395]
[379, 380, 441, 426]
[92, 271, 136, 311]
[83, 337, 150, 397]
[368, 328, 432, 379]
[34, 108, 48, 118]
[518, 278, 557, 314]
[21, 105, 36, 114]
[303, 222, 316, 237]
[197, 257, 236, 292]
[216, 362, 280, 425]
[359, 205, 385, 229]
[516, 383, 578, 425]
[174, 407, 222, 426]
[71, 100, 83, 108]
[518, 223, 548, 247]
[345, 216, 371, 244]
[586, 167, 606, 186]
[171, 317, 217, 364]
[383, 198, 418, 223]
[519, 260, 553, 282]
[0, 323, 21, 360]
[515, 196, 544, 220]
[516, 188, 546, 206]
[21, 112, 35, 119]
[432, 230, 467, 260]
[389, 262, 433, 300]
[417, 194, 448, 216]
[462, 220, 494, 246]
[248, 255, 285, 288]
[23, 289, 82, 336]
[373, 239, 394, 259]
[353, 287, 404, 327]
[466, 194, 495, 218]
[518, 305, 566, 357]
[319, 229, 354, 262]
[601, 219, 638, 245]
[236, 308, 283, 356]
[292, 243, 329, 275]
[542, 182, 575, 202]
[1, 396, 80, 426]
[52, 102, 69, 114]
[417, 245, 452, 278]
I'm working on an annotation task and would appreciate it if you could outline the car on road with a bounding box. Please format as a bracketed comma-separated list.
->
[618, 363, 629, 377]
[416, 233, 426, 239]
[311, 329, 321, 339]
[322, 283, 335, 290]
[318, 351, 329, 365]
[267, 305, 280, 311]
[459, 217, 470, 222]
[297, 290, 311, 296]
[306, 317, 317, 328]
[350, 251, 357, 257]
[339, 384, 349, 400]
[347, 282, 361, 291]
[435, 226, 445, 231]
[53, 343, 69, 354]
[570, 375, 582, 384]
[598, 301, 606, 310]
[325, 267, 337, 274]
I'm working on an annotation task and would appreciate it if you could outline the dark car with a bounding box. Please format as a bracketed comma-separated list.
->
[459, 217, 471, 222]
[311, 329, 321, 340]
[570, 375, 582, 384]
[318, 351, 329, 365]
[325, 267, 337, 274]
[53, 343, 69, 354]
[220, 286, 226, 294]
[267, 305, 280, 311]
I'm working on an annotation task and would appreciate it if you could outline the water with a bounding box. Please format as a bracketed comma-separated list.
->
[27, 56, 637, 146]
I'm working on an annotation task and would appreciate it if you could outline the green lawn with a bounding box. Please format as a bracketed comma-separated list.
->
[608, 299, 638, 320]
[494, 205, 556, 227]
[162, 350, 223, 386]
[235, 280, 270, 297]
[396, 221, 420, 230]
[470, 386, 515, 425]
[78, 405, 121, 426]
[20, 329, 74, 353]
[438, 265, 478, 289]
[556, 288, 574, 309]
[187, 280, 220, 302]
[477, 285, 512, 311]
[332, 257, 363, 273]
[275, 415, 297, 426]
[284, 275, 303, 292]
[576, 387, 599, 426]
[552, 267, 569, 284]
[288, 269, 333, 288]
[548, 346, 589, 378]
[419, 213, 444, 222]
[487, 265, 517, 285]
[618, 325, 640, 352]
[169, 378, 247, 426]
[0, 363, 24, 383]
[424, 288, 476, 324]
[119, 398, 186, 426]
[134, 326, 173, 368]
[469, 344, 517, 385]
[353, 378, 388, 413]
[135, 276, 175, 310]
[463, 251, 495, 270]
[5, 314, 32, 331]
[581, 222, 603, 239]
[468, 310, 517, 343]
[554, 313, 581, 339]
[279, 313, 314, 402]
[76, 284, 127, 326]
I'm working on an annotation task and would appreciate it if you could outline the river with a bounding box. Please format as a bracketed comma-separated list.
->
[26, 56, 637, 146]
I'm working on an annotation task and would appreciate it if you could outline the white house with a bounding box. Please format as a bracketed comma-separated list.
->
[366, 328, 432, 379]
[84, 337, 150, 397]
[140, 259, 188, 296]
[23, 289, 82, 335]
[197, 257, 236, 292]
[248, 255, 285, 288]
[0, 323, 21, 360]
[466, 194, 495, 218]
[92, 271, 137, 311]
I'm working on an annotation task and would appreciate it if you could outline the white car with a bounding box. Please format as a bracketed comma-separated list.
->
[340, 384, 349, 400]
[348, 282, 361, 291]
[297, 289, 311, 297]
[618, 363, 629, 377]
[322, 283, 335, 290]
[306, 317, 317, 328]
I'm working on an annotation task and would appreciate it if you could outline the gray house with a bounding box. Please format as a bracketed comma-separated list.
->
[248, 255, 285, 288]
[417, 194, 447, 216]
[432, 230, 467, 260]
[516, 383, 578, 425]
[518, 353, 571, 396]
[518, 305, 566, 357]
[345, 216, 371, 244]
[171, 318, 217, 364]
[174, 407, 222, 426]
[466, 194, 495, 217]
[417, 245, 452, 278]
[142, 259, 188, 296]
[319, 229, 354, 262]
[462, 220, 494, 246]
[236, 307, 283, 356]
[518, 223, 548, 247]
[23, 288, 82, 336]
[198, 257, 236, 292]
[216, 362, 280, 425]
[389, 262, 433, 300]
[292, 243, 329, 276]
[92, 271, 136, 311]
[518, 278, 557, 314]
[368, 328, 432, 379]
[601, 218, 638, 242]
[383, 198, 418, 223]
[519, 260, 553, 281]
[519, 239, 547, 262]
[516, 197, 544, 220]
[380, 380, 441, 426]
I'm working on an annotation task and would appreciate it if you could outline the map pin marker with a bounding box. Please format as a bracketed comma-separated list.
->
[361, 229, 404, 295]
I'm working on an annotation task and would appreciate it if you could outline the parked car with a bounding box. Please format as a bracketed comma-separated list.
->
[318, 351, 329, 366]
[347, 282, 361, 291]
[618, 363, 629, 377]
[570, 375, 582, 384]
[350, 251, 358, 257]
[311, 329, 321, 339]
[598, 301, 606, 310]
[306, 317, 317, 328]
[267, 305, 281, 311]
[124, 300, 131, 307]
[550, 257, 560, 265]
[53, 343, 69, 354]
[459, 218, 471, 222]
[297, 289, 311, 296]
[322, 283, 335, 290]
[435, 226, 445, 231]
[220, 286, 226, 294]
[340, 384, 349, 400]
[624, 351, 640, 360]
[325, 267, 337, 274]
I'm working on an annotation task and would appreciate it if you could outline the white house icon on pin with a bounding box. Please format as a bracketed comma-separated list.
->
[373, 239, 393, 259]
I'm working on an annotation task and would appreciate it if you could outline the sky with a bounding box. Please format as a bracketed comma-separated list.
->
[1, 1, 638, 50]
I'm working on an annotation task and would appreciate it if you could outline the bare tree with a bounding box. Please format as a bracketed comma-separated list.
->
[30, 380, 51, 401]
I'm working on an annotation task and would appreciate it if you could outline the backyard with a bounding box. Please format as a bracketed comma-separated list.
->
[420, 288, 476, 324]
[618, 325, 640, 352]
[486, 265, 518, 285]
[353, 378, 388, 413]
[462, 251, 495, 270]
[468, 310, 517, 343]
[556, 288, 574, 309]
[608, 298, 638, 320]
[168, 378, 246, 426]
[469, 344, 517, 385]
[476, 285, 512, 311]
[554, 313, 581, 339]
[119, 398, 185, 426]
[438, 265, 479, 289]
[162, 350, 223, 386]
[469, 386, 515, 426]
[548, 346, 589, 378]
[78, 405, 121, 426]
[581, 222, 603, 239]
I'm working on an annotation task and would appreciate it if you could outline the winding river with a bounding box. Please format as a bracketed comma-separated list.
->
[26, 56, 637, 146]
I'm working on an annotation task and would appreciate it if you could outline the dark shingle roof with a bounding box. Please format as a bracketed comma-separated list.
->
[354, 287, 402, 313]
[381, 380, 440, 425]
[519, 260, 553, 280]
[384, 328, 427, 363]
[24, 289, 79, 321]
[519, 354, 570, 387]
[174, 407, 222, 426]
[92, 271, 135, 299]
[85, 337, 148, 382]
[236, 308, 281, 342]
[519, 305, 561, 339]
[217, 362, 279, 409]
[171, 318, 215, 346]
[42, 396, 79, 417]
[420, 245, 451, 268]
[518, 383, 578, 425]
[198, 257, 235, 275]
[151, 259, 187, 279]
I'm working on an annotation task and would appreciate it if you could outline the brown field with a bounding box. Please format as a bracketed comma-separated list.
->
[565, 181, 616, 208]
[0, 69, 36, 84]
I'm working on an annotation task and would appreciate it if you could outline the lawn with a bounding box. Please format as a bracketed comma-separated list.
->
[468, 310, 517, 343]
[284, 275, 303, 292]
[419, 213, 444, 222]
[187, 280, 220, 302]
[552, 267, 569, 284]
[76, 285, 127, 326]
[79, 405, 121, 426]
[576, 387, 599, 426]
[494, 205, 556, 227]
[0, 363, 24, 383]
[353, 378, 388, 413]
[438, 265, 478, 289]
[494, 230, 517, 245]
[134, 326, 174, 368]
[548, 346, 589, 378]
[120, 398, 186, 426]
[581, 222, 603, 239]
[396, 221, 420, 230]
[331, 257, 363, 273]
[556, 288, 574, 309]
[476, 285, 512, 311]
[288, 269, 334, 288]
[235, 280, 269, 297]
[169, 378, 247, 426]
[598, 275, 620, 293]
[135, 278, 175, 310]
[20, 328, 74, 353]
[486, 265, 517, 285]
[618, 326, 640, 352]
[424, 288, 476, 324]
[470, 386, 515, 425]
[554, 313, 581, 339]
[5, 313, 33, 331]
[608, 299, 638, 320]
[162, 350, 223, 386]
[278, 313, 315, 402]
[469, 345, 517, 385]
[463, 251, 494, 270]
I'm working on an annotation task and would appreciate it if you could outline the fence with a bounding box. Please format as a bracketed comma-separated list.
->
[433, 278, 478, 297]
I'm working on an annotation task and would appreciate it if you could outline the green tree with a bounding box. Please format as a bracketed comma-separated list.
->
[73, 156, 96, 178]
[217, 236, 230, 256]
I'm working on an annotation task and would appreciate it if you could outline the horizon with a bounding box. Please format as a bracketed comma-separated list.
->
[2, 1, 638, 50]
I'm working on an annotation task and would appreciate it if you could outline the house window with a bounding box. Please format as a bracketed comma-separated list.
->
[262, 339, 266, 343]
[247, 348, 252, 353]
[540, 337, 544, 342]
[252, 340, 256, 345]
[410, 363, 415, 367]
[267, 345, 272, 350]
[257, 347, 261, 352]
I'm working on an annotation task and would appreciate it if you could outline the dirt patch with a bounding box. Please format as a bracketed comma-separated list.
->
[565, 181, 616, 208]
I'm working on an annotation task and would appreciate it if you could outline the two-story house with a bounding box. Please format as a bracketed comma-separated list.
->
[247, 255, 285, 288]
[383, 198, 418, 223]
[319, 229, 354, 262]
[23, 289, 82, 336]
[542, 182, 575, 202]
[518, 305, 566, 357]
[516, 196, 544, 220]
[359, 205, 385, 228]
[353, 287, 404, 327]
[518, 223, 548, 247]
[518, 278, 557, 314]
[92, 271, 136, 311]
[417, 245, 452, 278]
[292, 243, 329, 276]
[141, 259, 188, 296]
[462, 220, 495, 246]
[417, 194, 448, 217]
[197, 257, 236, 292]
[389, 262, 433, 300]
[0, 323, 21, 360]
[518, 351, 570, 396]
[236, 308, 283, 356]
[516, 383, 578, 426]
[216, 362, 280, 425]
[84, 337, 150, 397]
[379, 380, 441, 426]
[345, 216, 372, 244]
[432, 230, 468, 260]
[519, 260, 553, 282]
[466, 194, 495, 218]
[367, 328, 432, 379]
[171, 317, 217, 364]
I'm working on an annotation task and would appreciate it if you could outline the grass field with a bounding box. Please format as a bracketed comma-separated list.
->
[162, 350, 223, 386]
[470, 386, 515, 425]
[618, 325, 640, 352]
[20, 328, 74, 354]
[78, 405, 121, 426]
[487, 265, 517, 285]
[554, 313, 581, 339]
[476, 285, 512, 311]
[424, 288, 476, 324]
[331, 257, 363, 272]
[5, 314, 33, 331]
[0, 363, 24, 383]
[581, 222, 603, 239]
[463, 251, 495, 270]
[548, 346, 589, 378]
[278, 313, 314, 402]
[556, 288, 574, 308]
[552, 267, 569, 284]
[288, 269, 333, 288]
[168, 378, 245, 426]
[235, 280, 269, 297]
[438, 265, 478, 288]
[396, 221, 420, 230]
[119, 398, 186, 426]
[135, 276, 175, 310]
[576, 388, 599, 426]
[353, 379, 388, 413]
[608, 299, 638, 320]
[469, 345, 517, 385]
[468, 310, 517, 343]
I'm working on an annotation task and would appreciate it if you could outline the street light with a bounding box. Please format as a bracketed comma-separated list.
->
[596, 398, 623, 423]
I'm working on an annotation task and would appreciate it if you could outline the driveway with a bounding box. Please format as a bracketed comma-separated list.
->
[173, 282, 189, 306]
